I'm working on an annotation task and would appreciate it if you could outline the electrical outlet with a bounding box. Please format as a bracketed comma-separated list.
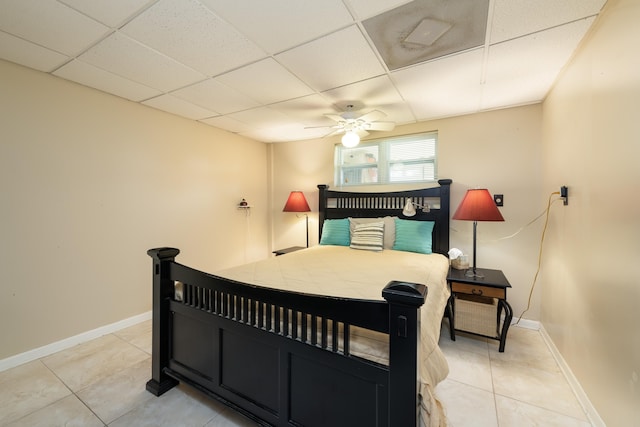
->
[494, 194, 504, 206]
[560, 186, 568, 205]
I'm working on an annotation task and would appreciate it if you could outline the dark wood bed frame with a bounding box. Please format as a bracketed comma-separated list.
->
[146, 179, 452, 427]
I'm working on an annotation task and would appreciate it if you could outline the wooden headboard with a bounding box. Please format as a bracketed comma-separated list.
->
[317, 179, 452, 256]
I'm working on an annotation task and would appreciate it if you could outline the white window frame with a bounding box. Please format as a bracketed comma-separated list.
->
[334, 132, 438, 187]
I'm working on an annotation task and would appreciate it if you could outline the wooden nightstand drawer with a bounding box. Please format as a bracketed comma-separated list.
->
[450, 281, 506, 299]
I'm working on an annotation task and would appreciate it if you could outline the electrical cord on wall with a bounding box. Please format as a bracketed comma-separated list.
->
[514, 191, 561, 325]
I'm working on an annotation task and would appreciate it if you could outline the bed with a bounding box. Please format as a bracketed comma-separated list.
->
[146, 179, 453, 427]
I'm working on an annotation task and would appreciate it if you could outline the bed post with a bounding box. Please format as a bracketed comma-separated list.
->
[317, 184, 328, 239]
[382, 281, 428, 427]
[146, 247, 180, 396]
[437, 178, 452, 253]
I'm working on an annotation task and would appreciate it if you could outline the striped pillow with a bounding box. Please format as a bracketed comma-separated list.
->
[350, 221, 384, 251]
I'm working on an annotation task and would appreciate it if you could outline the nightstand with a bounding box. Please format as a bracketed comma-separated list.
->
[272, 246, 306, 256]
[447, 267, 513, 352]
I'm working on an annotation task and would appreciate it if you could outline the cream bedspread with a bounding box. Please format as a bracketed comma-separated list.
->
[215, 245, 450, 427]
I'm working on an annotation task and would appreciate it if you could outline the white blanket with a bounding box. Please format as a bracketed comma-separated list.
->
[215, 245, 450, 427]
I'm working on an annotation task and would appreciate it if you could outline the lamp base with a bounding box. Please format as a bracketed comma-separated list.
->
[465, 269, 484, 279]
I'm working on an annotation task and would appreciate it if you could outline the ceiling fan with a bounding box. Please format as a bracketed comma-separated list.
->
[311, 104, 396, 147]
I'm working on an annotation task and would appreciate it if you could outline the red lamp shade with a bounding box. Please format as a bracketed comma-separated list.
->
[452, 189, 504, 222]
[452, 188, 504, 278]
[283, 191, 311, 213]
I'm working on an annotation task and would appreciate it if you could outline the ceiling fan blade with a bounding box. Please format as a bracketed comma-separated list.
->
[357, 110, 386, 122]
[356, 129, 370, 138]
[323, 128, 344, 138]
[324, 114, 346, 123]
[304, 124, 339, 130]
[368, 121, 396, 131]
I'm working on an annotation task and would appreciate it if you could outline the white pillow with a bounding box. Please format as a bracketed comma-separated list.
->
[349, 216, 396, 249]
[350, 221, 384, 251]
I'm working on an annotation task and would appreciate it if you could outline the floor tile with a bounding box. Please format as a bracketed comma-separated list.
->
[42, 334, 150, 392]
[488, 326, 560, 373]
[442, 346, 493, 392]
[495, 394, 592, 427]
[0, 360, 71, 425]
[491, 358, 588, 421]
[5, 394, 104, 427]
[108, 384, 227, 427]
[114, 320, 152, 354]
[440, 325, 490, 356]
[77, 357, 153, 424]
[436, 378, 498, 427]
[204, 407, 261, 427]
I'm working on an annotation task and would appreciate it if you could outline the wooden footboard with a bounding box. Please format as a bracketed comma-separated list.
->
[146, 247, 428, 427]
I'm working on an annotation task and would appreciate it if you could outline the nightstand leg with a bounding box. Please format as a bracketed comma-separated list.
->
[448, 296, 455, 341]
[498, 300, 513, 352]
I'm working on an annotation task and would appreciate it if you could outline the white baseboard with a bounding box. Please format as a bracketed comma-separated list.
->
[510, 317, 540, 330]
[539, 324, 605, 427]
[0, 311, 152, 373]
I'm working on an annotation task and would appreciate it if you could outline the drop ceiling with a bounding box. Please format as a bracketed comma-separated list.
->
[0, 0, 606, 143]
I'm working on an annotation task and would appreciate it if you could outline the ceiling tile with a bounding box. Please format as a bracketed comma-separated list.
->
[392, 49, 485, 119]
[170, 79, 260, 115]
[241, 123, 328, 143]
[142, 94, 217, 120]
[0, 0, 110, 56]
[79, 32, 205, 92]
[200, 115, 253, 134]
[482, 18, 595, 109]
[268, 94, 337, 127]
[490, 0, 606, 43]
[276, 25, 386, 92]
[231, 106, 321, 142]
[58, 0, 156, 28]
[53, 60, 162, 101]
[228, 107, 294, 129]
[345, 0, 414, 20]
[0, 32, 69, 72]
[200, 0, 354, 54]
[363, 0, 489, 70]
[321, 75, 414, 122]
[121, 0, 265, 76]
[216, 58, 314, 105]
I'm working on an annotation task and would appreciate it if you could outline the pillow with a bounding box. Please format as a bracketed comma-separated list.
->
[392, 219, 435, 254]
[349, 216, 397, 249]
[319, 218, 350, 246]
[350, 221, 384, 251]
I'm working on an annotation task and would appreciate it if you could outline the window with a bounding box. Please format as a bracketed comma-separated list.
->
[334, 132, 437, 186]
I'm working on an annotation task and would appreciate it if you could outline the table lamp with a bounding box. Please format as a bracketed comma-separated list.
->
[452, 189, 504, 278]
[283, 191, 311, 247]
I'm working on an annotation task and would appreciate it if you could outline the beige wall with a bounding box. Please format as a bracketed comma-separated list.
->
[271, 104, 545, 323]
[541, 0, 640, 424]
[0, 60, 270, 359]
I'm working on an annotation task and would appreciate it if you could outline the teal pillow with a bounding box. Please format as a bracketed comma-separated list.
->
[392, 219, 435, 254]
[319, 218, 351, 246]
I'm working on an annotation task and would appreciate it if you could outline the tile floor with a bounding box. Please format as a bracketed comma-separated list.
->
[0, 321, 592, 426]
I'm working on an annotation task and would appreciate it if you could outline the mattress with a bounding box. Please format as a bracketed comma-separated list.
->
[214, 245, 450, 427]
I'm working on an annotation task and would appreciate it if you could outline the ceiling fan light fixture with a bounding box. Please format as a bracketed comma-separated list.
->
[341, 131, 360, 147]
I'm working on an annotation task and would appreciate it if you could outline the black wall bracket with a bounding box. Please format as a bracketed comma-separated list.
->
[560, 186, 568, 205]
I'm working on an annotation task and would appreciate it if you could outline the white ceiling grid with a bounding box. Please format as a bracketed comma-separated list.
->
[0, 0, 607, 143]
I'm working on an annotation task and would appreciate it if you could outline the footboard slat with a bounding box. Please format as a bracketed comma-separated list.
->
[311, 314, 318, 346]
[321, 317, 328, 349]
[343, 324, 350, 355]
[332, 320, 339, 352]
[301, 312, 308, 342]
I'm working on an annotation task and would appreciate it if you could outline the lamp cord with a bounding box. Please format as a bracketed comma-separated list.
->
[514, 191, 561, 325]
